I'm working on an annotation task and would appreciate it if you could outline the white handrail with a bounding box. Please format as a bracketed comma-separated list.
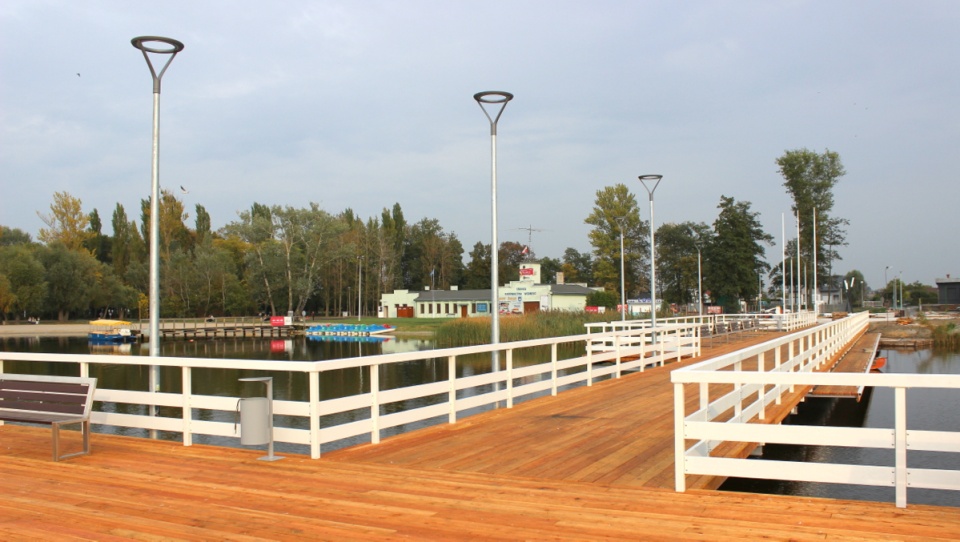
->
[1, 322, 702, 460]
[671, 312, 960, 508]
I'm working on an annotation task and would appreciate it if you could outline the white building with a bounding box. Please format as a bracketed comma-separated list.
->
[378, 263, 601, 319]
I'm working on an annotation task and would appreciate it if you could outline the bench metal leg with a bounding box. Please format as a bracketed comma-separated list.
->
[51, 420, 91, 461]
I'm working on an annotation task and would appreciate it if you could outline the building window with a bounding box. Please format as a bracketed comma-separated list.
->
[445, 303, 450, 314]
[471, 303, 476, 313]
[428, 304, 433, 314]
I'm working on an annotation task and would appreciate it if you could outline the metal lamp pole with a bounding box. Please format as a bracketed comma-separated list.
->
[132, 36, 183, 424]
[638, 175, 663, 333]
[617, 217, 626, 321]
[884, 265, 890, 321]
[357, 256, 362, 322]
[475, 91, 513, 367]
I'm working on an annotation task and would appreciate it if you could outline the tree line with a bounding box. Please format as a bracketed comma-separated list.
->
[1, 148, 876, 321]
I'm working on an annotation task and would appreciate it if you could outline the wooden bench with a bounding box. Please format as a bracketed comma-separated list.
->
[0, 374, 97, 461]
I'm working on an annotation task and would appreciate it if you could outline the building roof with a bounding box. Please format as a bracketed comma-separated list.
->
[414, 289, 491, 302]
[550, 284, 597, 296]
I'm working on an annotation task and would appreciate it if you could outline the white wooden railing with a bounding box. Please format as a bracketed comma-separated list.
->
[0, 323, 701, 459]
[586, 311, 816, 339]
[671, 311, 960, 507]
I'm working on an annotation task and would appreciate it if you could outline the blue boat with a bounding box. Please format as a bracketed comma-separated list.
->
[304, 323, 393, 337]
[88, 319, 140, 344]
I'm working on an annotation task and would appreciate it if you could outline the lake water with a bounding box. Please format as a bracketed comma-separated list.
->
[2, 335, 957, 507]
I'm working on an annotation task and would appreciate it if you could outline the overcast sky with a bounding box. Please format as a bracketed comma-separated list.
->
[2, 1, 957, 290]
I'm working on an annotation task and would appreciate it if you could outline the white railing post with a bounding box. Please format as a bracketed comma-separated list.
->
[182, 366, 193, 446]
[448, 355, 457, 423]
[506, 348, 514, 407]
[614, 334, 622, 378]
[757, 351, 765, 420]
[895, 386, 908, 508]
[370, 363, 380, 444]
[674, 382, 686, 492]
[309, 371, 320, 459]
[550, 343, 558, 396]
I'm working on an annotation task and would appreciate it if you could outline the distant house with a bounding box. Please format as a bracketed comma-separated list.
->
[378, 263, 602, 318]
[936, 275, 960, 304]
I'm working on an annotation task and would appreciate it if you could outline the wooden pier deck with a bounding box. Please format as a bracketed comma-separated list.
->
[2, 333, 958, 540]
[810, 332, 881, 400]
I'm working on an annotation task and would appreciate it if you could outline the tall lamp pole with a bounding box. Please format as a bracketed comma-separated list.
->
[475, 91, 513, 368]
[884, 265, 890, 321]
[638, 175, 663, 333]
[617, 217, 627, 321]
[132, 36, 183, 426]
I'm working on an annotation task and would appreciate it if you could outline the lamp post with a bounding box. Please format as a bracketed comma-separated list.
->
[884, 265, 890, 321]
[638, 175, 663, 333]
[616, 217, 627, 321]
[357, 256, 362, 322]
[475, 91, 513, 368]
[132, 36, 183, 433]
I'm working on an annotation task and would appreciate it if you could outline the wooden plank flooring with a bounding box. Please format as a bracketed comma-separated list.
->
[325, 332, 816, 491]
[2, 424, 959, 540]
[811, 332, 881, 399]
[3, 331, 958, 540]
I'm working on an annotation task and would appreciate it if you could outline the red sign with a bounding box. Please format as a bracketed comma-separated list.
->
[585, 306, 600, 313]
[519, 267, 535, 276]
[270, 316, 286, 327]
[707, 306, 723, 315]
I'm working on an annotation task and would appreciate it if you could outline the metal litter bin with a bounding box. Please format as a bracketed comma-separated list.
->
[238, 377, 283, 461]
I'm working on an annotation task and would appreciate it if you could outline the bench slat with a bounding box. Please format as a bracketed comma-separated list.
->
[0, 381, 91, 394]
[0, 400, 86, 415]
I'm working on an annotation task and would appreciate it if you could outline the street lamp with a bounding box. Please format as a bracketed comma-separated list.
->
[616, 217, 627, 321]
[638, 175, 663, 332]
[884, 265, 890, 321]
[357, 256, 363, 322]
[132, 35, 183, 358]
[687, 227, 703, 317]
[475, 91, 513, 367]
[132, 36, 183, 433]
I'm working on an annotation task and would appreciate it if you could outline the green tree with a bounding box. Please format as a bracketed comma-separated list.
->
[656, 222, 710, 308]
[85, 208, 111, 263]
[37, 244, 101, 321]
[538, 256, 562, 285]
[0, 245, 47, 320]
[776, 148, 848, 290]
[463, 242, 492, 289]
[705, 196, 773, 313]
[111, 204, 136, 280]
[560, 248, 593, 285]
[0, 226, 33, 246]
[584, 184, 648, 296]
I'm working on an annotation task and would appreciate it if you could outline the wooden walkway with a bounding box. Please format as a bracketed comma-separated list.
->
[810, 332, 882, 399]
[2, 333, 958, 540]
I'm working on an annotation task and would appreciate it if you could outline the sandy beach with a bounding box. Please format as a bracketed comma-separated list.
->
[0, 323, 90, 337]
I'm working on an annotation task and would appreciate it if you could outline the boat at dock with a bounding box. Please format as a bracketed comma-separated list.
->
[88, 319, 140, 344]
[304, 323, 393, 337]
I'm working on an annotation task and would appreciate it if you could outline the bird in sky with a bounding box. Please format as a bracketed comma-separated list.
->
[76, 73, 80, 77]
[180, 185, 189, 194]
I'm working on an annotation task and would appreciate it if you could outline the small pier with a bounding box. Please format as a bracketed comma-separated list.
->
[810, 332, 882, 400]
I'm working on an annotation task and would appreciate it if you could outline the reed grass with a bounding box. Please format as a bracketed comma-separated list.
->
[931, 322, 960, 349]
[434, 311, 617, 347]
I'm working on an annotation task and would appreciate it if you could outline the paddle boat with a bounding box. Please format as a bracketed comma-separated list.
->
[304, 323, 393, 337]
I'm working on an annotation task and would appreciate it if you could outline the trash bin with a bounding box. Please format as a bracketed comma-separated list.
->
[237, 376, 283, 461]
[239, 396, 270, 446]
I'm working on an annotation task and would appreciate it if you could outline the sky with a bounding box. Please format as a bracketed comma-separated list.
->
[1, 0, 957, 291]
